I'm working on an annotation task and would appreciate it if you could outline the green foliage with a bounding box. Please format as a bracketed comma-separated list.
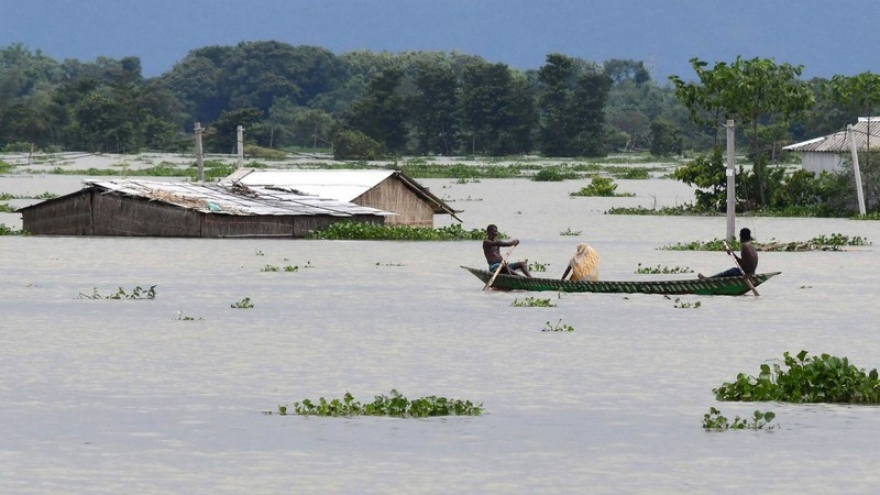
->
[0, 223, 28, 235]
[309, 221, 486, 241]
[261, 264, 299, 272]
[670, 297, 701, 309]
[78, 285, 156, 300]
[528, 261, 548, 272]
[334, 129, 386, 160]
[271, 390, 483, 418]
[570, 176, 633, 197]
[702, 407, 777, 430]
[660, 234, 869, 252]
[559, 227, 582, 236]
[714, 350, 880, 403]
[606, 205, 693, 215]
[533, 166, 576, 181]
[635, 264, 693, 274]
[542, 319, 574, 332]
[231, 297, 254, 309]
[511, 296, 556, 307]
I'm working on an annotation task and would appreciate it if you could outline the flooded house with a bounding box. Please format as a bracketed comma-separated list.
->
[17, 170, 460, 237]
[222, 169, 461, 227]
[18, 179, 392, 238]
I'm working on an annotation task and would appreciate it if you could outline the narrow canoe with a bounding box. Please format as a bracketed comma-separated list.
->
[461, 266, 781, 296]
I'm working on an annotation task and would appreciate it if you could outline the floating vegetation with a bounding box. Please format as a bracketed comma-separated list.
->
[176, 311, 204, 321]
[559, 227, 582, 236]
[702, 407, 777, 431]
[255, 249, 264, 256]
[231, 297, 254, 309]
[542, 319, 574, 332]
[310, 221, 486, 241]
[78, 285, 156, 300]
[660, 234, 870, 252]
[269, 390, 483, 418]
[533, 166, 578, 181]
[570, 176, 634, 197]
[376, 261, 405, 266]
[0, 224, 28, 236]
[714, 350, 880, 404]
[0, 203, 12, 212]
[670, 297, 701, 309]
[635, 263, 693, 274]
[528, 261, 548, 272]
[511, 296, 556, 307]
[261, 265, 299, 272]
[606, 205, 693, 215]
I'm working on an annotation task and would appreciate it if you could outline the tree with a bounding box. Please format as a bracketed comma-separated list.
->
[669, 56, 815, 207]
[346, 67, 408, 154]
[460, 61, 535, 155]
[411, 61, 459, 155]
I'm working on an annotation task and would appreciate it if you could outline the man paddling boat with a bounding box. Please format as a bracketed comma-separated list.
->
[483, 224, 531, 277]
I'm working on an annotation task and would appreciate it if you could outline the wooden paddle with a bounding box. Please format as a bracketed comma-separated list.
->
[724, 240, 759, 296]
[484, 244, 517, 291]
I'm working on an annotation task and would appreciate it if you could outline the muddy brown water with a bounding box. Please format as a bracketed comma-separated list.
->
[2, 176, 879, 494]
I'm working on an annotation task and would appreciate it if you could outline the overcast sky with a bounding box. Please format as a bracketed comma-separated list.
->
[3, 0, 879, 83]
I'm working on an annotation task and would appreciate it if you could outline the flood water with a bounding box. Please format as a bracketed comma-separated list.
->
[2, 175, 880, 494]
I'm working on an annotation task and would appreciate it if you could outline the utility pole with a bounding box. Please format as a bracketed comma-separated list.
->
[237, 125, 244, 169]
[725, 120, 736, 242]
[847, 124, 867, 216]
[195, 122, 204, 183]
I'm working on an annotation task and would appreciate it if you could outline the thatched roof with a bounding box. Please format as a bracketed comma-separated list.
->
[784, 117, 880, 153]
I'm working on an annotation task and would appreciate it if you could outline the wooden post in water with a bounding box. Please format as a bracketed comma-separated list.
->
[195, 122, 204, 183]
[725, 119, 736, 242]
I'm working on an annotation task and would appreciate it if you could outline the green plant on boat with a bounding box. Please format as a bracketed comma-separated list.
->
[231, 297, 254, 309]
[702, 407, 777, 430]
[542, 319, 574, 332]
[268, 390, 483, 418]
[511, 296, 556, 308]
[714, 350, 880, 403]
[78, 285, 156, 300]
[635, 263, 693, 274]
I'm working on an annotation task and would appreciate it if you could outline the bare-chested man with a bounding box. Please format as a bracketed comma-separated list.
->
[483, 224, 532, 277]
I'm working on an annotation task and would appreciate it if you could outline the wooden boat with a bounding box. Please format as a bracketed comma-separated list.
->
[461, 266, 781, 296]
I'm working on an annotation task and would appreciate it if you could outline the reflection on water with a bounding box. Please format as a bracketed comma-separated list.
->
[1, 178, 879, 494]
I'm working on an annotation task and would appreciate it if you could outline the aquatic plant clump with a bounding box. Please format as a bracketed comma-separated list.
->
[309, 221, 487, 241]
[702, 407, 777, 430]
[714, 350, 880, 404]
[660, 234, 870, 252]
[272, 390, 483, 418]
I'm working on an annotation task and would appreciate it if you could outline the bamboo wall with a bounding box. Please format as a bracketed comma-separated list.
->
[354, 177, 434, 227]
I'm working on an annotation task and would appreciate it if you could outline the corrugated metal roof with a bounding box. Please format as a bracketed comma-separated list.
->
[222, 169, 395, 202]
[87, 180, 392, 217]
[221, 169, 462, 220]
[784, 117, 880, 153]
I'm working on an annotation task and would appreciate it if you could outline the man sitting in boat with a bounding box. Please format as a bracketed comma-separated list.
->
[561, 242, 599, 282]
[483, 224, 532, 277]
[701, 228, 758, 278]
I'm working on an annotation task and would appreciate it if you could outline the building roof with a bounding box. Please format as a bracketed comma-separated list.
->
[18, 179, 392, 218]
[784, 117, 880, 153]
[221, 169, 462, 220]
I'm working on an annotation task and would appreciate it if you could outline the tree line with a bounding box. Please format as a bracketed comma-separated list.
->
[0, 41, 877, 214]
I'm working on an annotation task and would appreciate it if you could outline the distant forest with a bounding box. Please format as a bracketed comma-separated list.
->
[0, 41, 865, 159]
